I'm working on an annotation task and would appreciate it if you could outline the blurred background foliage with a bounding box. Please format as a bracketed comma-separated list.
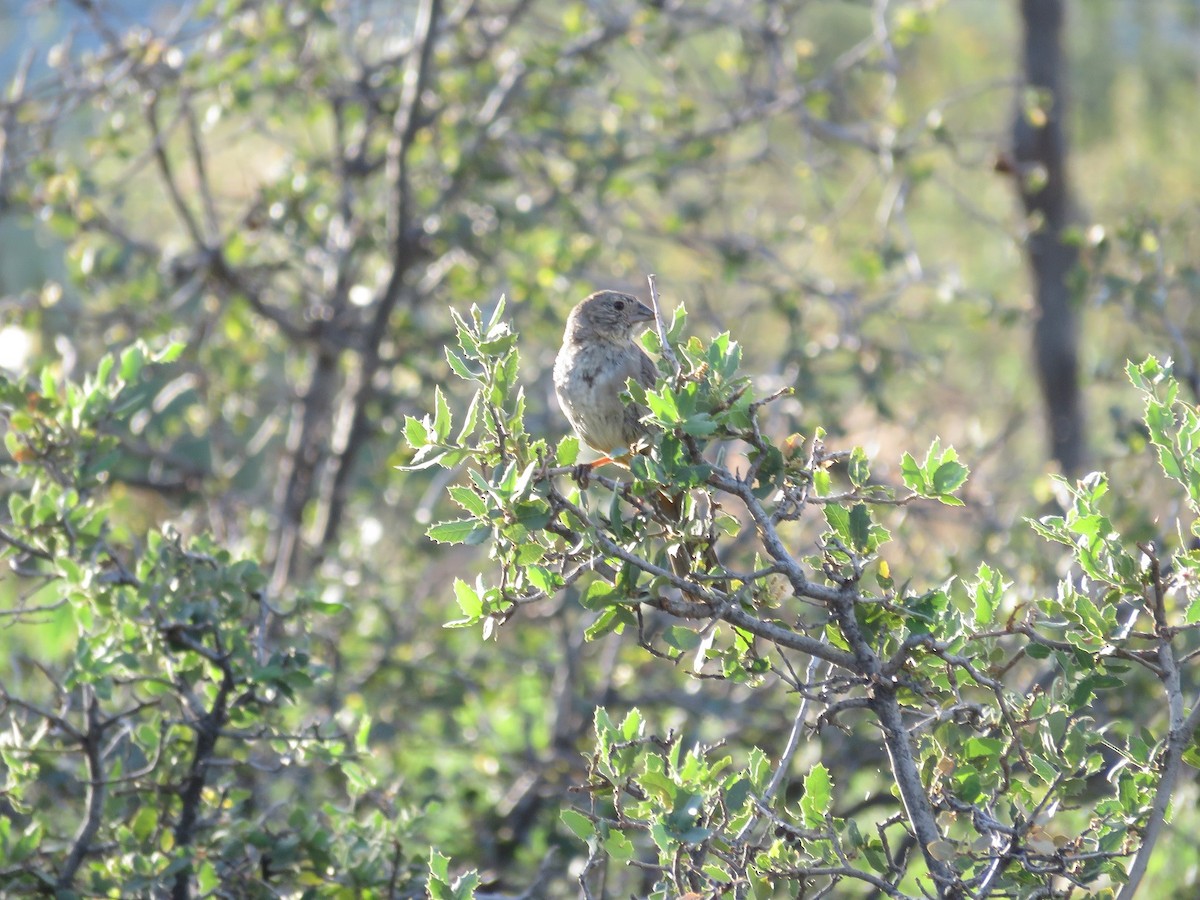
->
[3, 0, 1200, 894]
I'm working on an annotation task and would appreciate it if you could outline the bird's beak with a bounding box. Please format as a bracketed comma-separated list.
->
[633, 302, 655, 324]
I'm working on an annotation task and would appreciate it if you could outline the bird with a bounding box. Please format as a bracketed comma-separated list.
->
[552, 290, 658, 465]
[553, 289, 721, 600]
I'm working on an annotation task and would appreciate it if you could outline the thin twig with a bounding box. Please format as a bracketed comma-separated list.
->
[646, 274, 682, 379]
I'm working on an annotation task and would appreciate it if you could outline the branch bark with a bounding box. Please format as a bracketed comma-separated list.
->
[311, 0, 444, 554]
[1116, 549, 1196, 899]
[171, 659, 235, 900]
[1010, 0, 1085, 476]
[55, 689, 106, 891]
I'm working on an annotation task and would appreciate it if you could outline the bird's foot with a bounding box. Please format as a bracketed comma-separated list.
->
[572, 462, 593, 488]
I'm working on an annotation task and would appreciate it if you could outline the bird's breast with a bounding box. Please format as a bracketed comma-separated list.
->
[553, 342, 642, 454]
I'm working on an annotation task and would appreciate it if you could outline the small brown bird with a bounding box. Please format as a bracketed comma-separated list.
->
[552, 290, 658, 463]
[553, 290, 720, 599]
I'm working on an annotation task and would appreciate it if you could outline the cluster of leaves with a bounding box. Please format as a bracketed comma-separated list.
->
[5, 0, 1083, 889]
[407, 303, 1200, 898]
[560, 707, 854, 899]
[0, 347, 423, 896]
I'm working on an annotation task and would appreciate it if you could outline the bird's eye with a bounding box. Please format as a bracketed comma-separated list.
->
[613, 300, 625, 310]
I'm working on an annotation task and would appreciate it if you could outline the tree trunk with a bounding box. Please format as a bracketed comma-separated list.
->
[1011, 0, 1086, 476]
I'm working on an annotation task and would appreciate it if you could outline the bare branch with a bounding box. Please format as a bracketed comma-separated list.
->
[55, 689, 106, 891]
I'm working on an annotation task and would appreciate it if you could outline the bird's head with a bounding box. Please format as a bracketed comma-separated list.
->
[566, 290, 656, 343]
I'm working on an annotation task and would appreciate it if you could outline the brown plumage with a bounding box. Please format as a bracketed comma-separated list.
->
[553, 290, 720, 601]
[552, 290, 658, 458]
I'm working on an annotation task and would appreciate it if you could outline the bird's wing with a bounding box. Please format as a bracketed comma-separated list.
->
[621, 347, 659, 447]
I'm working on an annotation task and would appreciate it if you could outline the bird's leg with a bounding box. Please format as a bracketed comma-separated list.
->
[579, 450, 633, 473]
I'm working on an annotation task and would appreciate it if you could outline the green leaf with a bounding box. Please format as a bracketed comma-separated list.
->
[404, 415, 430, 450]
[433, 386, 453, 444]
[900, 451, 926, 493]
[429, 849, 451, 883]
[525, 565, 556, 594]
[448, 485, 488, 518]
[667, 791, 704, 833]
[452, 579, 482, 619]
[560, 808, 594, 842]
[823, 504, 851, 544]
[556, 435, 580, 466]
[848, 447, 871, 488]
[932, 460, 969, 495]
[585, 606, 632, 640]
[725, 777, 752, 813]
[94, 353, 114, 386]
[41, 366, 58, 401]
[1187, 593, 1200, 625]
[962, 736, 1004, 760]
[645, 388, 682, 423]
[197, 861, 219, 893]
[119, 345, 145, 382]
[486, 294, 507, 331]
[800, 763, 832, 827]
[355, 715, 372, 753]
[581, 581, 620, 610]
[620, 708, 642, 741]
[967, 562, 1008, 626]
[156, 341, 186, 364]
[427, 519, 490, 545]
[848, 503, 872, 552]
[456, 392, 481, 444]
[662, 625, 702, 651]
[604, 829, 635, 861]
[446, 347, 476, 380]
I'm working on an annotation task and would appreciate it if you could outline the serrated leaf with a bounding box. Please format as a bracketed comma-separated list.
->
[848, 446, 870, 488]
[448, 485, 488, 518]
[932, 460, 969, 494]
[432, 387, 452, 443]
[1186, 595, 1200, 625]
[452, 578, 482, 619]
[427, 519, 489, 545]
[645, 388, 681, 423]
[800, 763, 832, 826]
[556, 435, 580, 465]
[456, 392, 480, 444]
[429, 849, 451, 882]
[486, 294, 507, 330]
[404, 415, 430, 450]
[823, 504, 850, 543]
[620, 708, 642, 741]
[445, 347, 476, 380]
[968, 562, 1005, 625]
[900, 451, 926, 493]
[604, 830, 633, 859]
[849, 503, 872, 552]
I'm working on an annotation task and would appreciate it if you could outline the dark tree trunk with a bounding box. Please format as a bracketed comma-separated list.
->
[1011, 0, 1086, 476]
